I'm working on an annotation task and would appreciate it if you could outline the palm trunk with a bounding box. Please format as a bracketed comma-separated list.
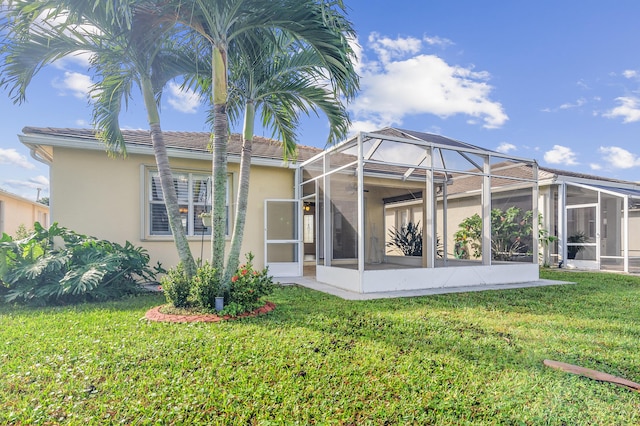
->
[141, 77, 197, 278]
[224, 101, 255, 281]
[211, 46, 229, 282]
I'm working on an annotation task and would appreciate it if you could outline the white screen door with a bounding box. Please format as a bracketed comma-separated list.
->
[566, 204, 599, 270]
[265, 199, 302, 276]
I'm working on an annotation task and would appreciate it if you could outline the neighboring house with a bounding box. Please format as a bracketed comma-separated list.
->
[19, 126, 640, 294]
[0, 188, 49, 237]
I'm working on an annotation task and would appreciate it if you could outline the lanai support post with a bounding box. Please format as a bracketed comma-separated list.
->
[357, 133, 365, 292]
[532, 162, 539, 264]
[482, 156, 492, 265]
[624, 195, 629, 273]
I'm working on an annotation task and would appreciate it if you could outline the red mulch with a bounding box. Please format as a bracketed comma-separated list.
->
[145, 301, 276, 323]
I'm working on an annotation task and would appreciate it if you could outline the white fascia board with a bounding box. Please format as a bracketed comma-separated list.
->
[554, 174, 640, 191]
[19, 133, 296, 169]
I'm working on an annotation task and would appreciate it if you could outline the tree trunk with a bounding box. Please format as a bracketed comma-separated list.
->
[141, 77, 197, 278]
[224, 101, 255, 280]
[211, 46, 229, 282]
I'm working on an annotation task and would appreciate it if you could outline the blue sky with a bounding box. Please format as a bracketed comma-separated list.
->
[2, 0, 640, 200]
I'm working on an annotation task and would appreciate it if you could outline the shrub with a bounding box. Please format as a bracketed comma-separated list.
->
[191, 262, 222, 310]
[226, 253, 274, 312]
[161, 263, 192, 308]
[0, 222, 158, 306]
[454, 208, 555, 261]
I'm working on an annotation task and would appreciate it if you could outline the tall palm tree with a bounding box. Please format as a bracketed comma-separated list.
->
[1, 0, 203, 277]
[174, 0, 359, 281]
[220, 31, 353, 280]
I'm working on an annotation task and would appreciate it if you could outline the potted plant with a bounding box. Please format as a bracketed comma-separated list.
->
[199, 212, 212, 228]
[567, 231, 587, 259]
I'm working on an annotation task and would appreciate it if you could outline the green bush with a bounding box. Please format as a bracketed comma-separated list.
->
[161, 263, 192, 308]
[161, 253, 273, 314]
[0, 222, 158, 306]
[453, 207, 555, 261]
[226, 253, 274, 312]
[191, 262, 221, 310]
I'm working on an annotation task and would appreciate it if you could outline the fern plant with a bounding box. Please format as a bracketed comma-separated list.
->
[0, 222, 158, 306]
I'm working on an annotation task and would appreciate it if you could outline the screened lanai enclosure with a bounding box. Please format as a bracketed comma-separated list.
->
[296, 128, 540, 293]
[541, 180, 640, 273]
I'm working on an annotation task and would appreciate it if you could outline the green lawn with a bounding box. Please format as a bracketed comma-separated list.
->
[1, 270, 639, 425]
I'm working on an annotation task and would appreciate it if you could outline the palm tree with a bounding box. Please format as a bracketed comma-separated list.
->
[1, 0, 202, 277]
[220, 31, 354, 280]
[174, 0, 359, 281]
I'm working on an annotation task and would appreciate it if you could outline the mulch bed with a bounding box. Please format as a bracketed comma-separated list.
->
[145, 301, 276, 323]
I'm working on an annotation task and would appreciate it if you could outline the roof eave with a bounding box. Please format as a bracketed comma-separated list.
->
[19, 133, 297, 169]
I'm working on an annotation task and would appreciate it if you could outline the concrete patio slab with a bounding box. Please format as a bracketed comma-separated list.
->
[274, 276, 573, 301]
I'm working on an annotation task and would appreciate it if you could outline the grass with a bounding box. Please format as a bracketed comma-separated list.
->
[1, 269, 639, 425]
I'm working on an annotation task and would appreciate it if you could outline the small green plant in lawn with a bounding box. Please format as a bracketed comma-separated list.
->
[0, 222, 158, 306]
[225, 252, 274, 313]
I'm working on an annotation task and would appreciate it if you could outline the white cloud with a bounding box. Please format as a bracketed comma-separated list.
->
[576, 79, 590, 90]
[598, 146, 640, 169]
[75, 119, 89, 127]
[543, 97, 588, 113]
[368, 32, 422, 64]
[53, 51, 93, 70]
[496, 142, 516, 153]
[423, 35, 454, 48]
[623, 69, 638, 79]
[0, 148, 36, 169]
[350, 33, 508, 131]
[604, 97, 640, 123]
[559, 98, 586, 110]
[589, 163, 602, 171]
[52, 71, 93, 99]
[544, 145, 578, 165]
[167, 82, 201, 114]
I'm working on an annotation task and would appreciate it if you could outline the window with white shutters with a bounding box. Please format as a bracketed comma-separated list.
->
[147, 171, 229, 237]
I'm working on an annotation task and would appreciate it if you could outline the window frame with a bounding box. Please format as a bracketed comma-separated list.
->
[142, 167, 232, 240]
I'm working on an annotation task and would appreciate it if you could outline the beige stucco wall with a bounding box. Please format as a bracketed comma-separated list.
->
[50, 147, 295, 271]
[0, 191, 49, 237]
